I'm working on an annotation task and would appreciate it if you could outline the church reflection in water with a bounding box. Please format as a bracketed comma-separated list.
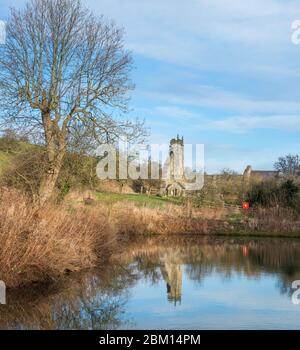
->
[160, 259, 182, 305]
[2, 236, 300, 329]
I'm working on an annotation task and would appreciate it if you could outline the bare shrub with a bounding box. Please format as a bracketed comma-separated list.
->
[246, 207, 300, 233]
[0, 189, 114, 287]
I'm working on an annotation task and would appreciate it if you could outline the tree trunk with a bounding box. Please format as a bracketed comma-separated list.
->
[39, 161, 62, 205]
[39, 108, 66, 205]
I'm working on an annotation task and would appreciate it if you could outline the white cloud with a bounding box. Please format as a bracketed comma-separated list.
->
[136, 105, 200, 121]
[3, 1, 300, 76]
[140, 84, 300, 115]
[85, 0, 300, 76]
[136, 81, 300, 132]
[138, 103, 300, 133]
[201, 114, 300, 133]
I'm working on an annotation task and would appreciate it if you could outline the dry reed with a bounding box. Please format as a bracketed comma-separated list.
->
[0, 189, 115, 287]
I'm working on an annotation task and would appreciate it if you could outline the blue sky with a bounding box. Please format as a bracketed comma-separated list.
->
[1, 0, 300, 173]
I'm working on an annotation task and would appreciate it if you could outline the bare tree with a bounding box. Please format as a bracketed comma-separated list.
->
[0, 0, 145, 204]
[274, 154, 300, 176]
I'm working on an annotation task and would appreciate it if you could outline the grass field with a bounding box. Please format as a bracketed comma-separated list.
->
[94, 191, 184, 207]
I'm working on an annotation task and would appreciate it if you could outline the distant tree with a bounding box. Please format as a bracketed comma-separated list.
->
[142, 159, 162, 195]
[217, 168, 242, 203]
[219, 168, 238, 179]
[0, 0, 145, 204]
[280, 179, 299, 206]
[246, 179, 299, 208]
[274, 154, 300, 176]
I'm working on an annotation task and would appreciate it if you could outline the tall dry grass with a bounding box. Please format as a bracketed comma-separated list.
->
[111, 202, 300, 236]
[0, 189, 115, 287]
[111, 202, 229, 235]
[246, 207, 300, 233]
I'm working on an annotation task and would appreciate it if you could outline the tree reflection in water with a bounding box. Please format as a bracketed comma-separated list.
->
[0, 265, 137, 329]
[1, 236, 300, 329]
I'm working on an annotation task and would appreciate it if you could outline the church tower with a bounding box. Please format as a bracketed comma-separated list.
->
[169, 135, 184, 181]
[161, 135, 186, 197]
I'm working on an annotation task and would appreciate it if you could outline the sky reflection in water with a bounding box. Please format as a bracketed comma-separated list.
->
[2, 237, 300, 330]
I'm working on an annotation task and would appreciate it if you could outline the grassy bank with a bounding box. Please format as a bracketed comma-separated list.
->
[2, 189, 300, 288]
[95, 191, 183, 207]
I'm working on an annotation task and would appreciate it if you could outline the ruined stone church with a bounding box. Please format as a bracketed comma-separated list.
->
[161, 135, 187, 197]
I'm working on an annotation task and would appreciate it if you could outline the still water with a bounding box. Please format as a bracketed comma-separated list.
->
[2, 236, 300, 329]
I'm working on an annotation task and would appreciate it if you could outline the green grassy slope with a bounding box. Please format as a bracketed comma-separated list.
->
[0, 140, 37, 174]
[95, 191, 184, 207]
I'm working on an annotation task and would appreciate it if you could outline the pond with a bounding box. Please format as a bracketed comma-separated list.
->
[2, 236, 300, 329]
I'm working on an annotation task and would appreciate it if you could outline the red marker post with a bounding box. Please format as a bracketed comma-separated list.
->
[242, 201, 250, 210]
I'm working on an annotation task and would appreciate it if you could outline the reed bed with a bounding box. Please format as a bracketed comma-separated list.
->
[0, 189, 115, 287]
